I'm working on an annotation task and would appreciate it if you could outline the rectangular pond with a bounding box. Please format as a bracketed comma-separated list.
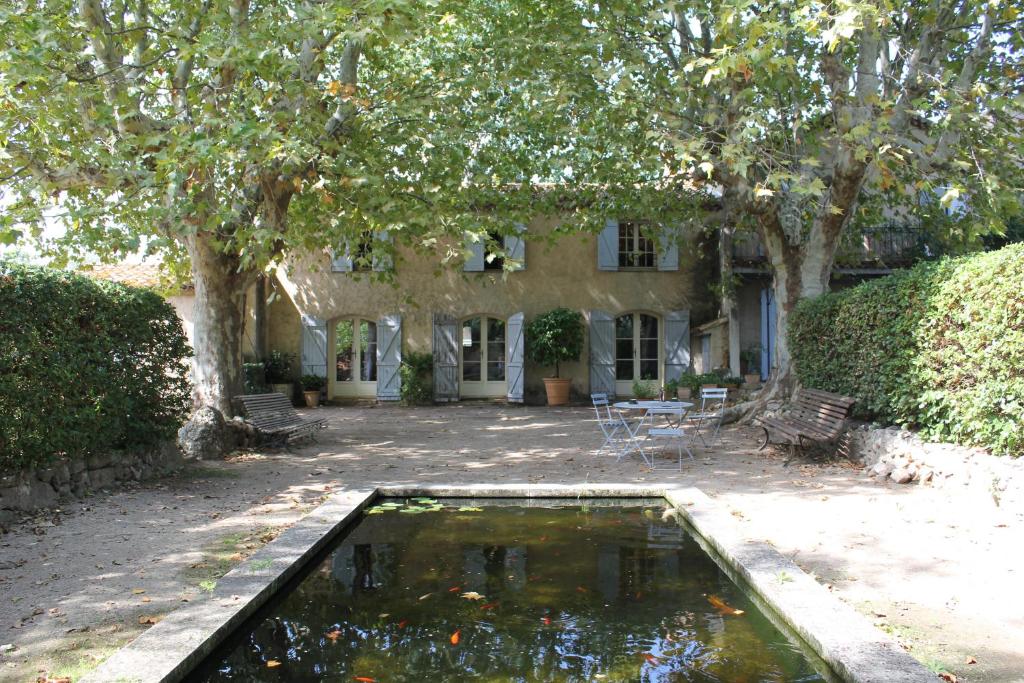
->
[186, 498, 834, 682]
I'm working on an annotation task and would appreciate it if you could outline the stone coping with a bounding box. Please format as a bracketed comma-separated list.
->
[83, 484, 933, 683]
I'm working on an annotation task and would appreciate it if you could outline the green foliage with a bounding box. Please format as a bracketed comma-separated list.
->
[740, 347, 761, 375]
[0, 260, 191, 472]
[790, 244, 1024, 456]
[526, 308, 584, 378]
[300, 374, 326, 391]
[400, 351, 434, 405]
[663, 378, 680, 395]
[242, 362, 267, 394]
[263, 351, 295, 384]
[678, 373, 701, 394]
[631, 379, 657, 399]
[698, 373, 723, 386]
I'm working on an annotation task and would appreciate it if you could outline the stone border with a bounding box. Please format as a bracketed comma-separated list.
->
[84, 484, 933, 683]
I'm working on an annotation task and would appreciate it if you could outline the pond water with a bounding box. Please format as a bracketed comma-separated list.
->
[187, 498, 831, 682]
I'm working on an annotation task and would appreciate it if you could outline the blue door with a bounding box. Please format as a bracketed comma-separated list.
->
[759, 288, 776, 381]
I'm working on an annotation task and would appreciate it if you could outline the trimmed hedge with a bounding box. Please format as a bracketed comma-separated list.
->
[790, 243, 1024, 456]
[0, 261, 192, 472]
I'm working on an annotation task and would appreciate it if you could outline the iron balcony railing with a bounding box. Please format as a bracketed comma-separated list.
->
[732, 225, 937, 268]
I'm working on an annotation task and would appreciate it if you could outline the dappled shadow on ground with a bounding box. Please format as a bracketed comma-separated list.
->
[1, 404, 1021, 682]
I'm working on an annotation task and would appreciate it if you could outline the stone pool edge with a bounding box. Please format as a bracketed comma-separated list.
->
[83, 483, 933, 683]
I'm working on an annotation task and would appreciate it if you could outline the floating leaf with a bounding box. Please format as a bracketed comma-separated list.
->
[460, 591, 485, 601]
[266, 659, 281, 668]
[458, 506, 483, 512]
[418, 593, 433, 601]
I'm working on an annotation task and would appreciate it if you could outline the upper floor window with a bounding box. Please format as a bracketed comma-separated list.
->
[352, 233, 373, 272]
[618, 221, 656, 269]
[484, 231, 506, 271]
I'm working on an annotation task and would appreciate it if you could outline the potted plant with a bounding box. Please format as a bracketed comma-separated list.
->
[741, 346, 762, 386]
[677, 373, 700, 400]
[300, 374, 325, 408]
[526, 308, 584, 406]
[264, 350, 296, 400]
[698, 373, 720, 389]
[632, 379, 657, 399]
[663, 378, 679, 401]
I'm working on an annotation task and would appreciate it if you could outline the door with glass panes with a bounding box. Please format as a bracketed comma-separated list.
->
[460, 316, 506, 398]
[332, 318, 378, 398]
[614, 313, 661, 396]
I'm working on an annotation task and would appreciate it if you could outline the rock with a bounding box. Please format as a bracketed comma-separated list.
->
[86, 452, 115, 470]
[891, 467, 914, 484]
[870, 461, 894, 478]
[177, 406, 231, 461]
[88, 466, 118, 490]
[225, 417, 259, 449]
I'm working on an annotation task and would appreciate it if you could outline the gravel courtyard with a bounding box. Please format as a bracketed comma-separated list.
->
[1, 404, 1021, 682]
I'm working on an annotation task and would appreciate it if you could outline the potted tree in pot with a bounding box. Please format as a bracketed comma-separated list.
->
[526, 307, 584, 406]
[300, 374, 325, 408]
[677, 373, 700, 400]
[741, 346, 762, 387]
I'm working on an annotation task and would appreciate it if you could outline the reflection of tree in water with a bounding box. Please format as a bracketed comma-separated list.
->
[188, 507, 826, 683]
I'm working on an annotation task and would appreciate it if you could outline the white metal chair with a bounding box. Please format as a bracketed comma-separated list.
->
[591, 393, 646, 462]
[688, 388, 728, 448]
[645, 425, 695, 470]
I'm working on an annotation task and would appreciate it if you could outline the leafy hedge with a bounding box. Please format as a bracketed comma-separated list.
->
[0, 261, 192, 472]
[790, 243, 1024, 456]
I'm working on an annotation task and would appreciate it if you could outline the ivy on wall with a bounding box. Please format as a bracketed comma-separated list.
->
[790, 243, 1024, 456]
[0, 261, 192, 472]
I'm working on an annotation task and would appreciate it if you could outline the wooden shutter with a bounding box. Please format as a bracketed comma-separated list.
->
[300, 315, 328, 378]
[506, 312, 525, 402]
[664, 310, 690, 381]
[657, 225, 680, 271]
[464, 234, 485, 272]
[372, 230, 393, 272]
[504, 223, 526, 271]
[589, 310, 616, 397]
[331, 246, 353, 272]
[432, 313, 459, 401]
[376, 314, 402, 401]
[597, 219, 619, 271]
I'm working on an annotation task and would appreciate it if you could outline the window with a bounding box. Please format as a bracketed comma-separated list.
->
[615, 313, 659, 382]
[352, 233, 373, 272]
[618, 221, 655, 269]
[336, 318, 377, 382]
[484, 231, 506, 271]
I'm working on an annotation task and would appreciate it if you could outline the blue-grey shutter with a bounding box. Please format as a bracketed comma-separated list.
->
[376, 314, 402, 400]
[597, 219, 619, 271]
[331, 246, 353, 272]
[464, 234, 485, 272]
[506, 312, 525, 402]
[372, 230, 393, 272]
[300, 314, 328, 378]
[433, 313, 459, 401]
[657, 225, 680, 271]
[505, 223, 526, 271]
[664, 310, 690, 381]
[589, 310, 616, 397]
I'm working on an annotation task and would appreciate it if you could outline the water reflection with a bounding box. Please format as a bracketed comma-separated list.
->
[188, 502, 829, 682]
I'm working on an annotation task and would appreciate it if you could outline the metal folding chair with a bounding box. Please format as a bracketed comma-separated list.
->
[591, 393, 646, 463]
[645, 425, 695, 470]
[688, 388, 728, 448]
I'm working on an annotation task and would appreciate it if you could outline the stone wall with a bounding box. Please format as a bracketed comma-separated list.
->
[850, 425, 1023, 508]
[0, 441, 184, 525]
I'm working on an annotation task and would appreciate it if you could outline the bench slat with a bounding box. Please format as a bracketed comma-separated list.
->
[758, 388, 854, 451]
[234, 393, 326, 443]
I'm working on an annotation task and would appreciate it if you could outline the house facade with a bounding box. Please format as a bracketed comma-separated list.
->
[264, 217, 713, 403]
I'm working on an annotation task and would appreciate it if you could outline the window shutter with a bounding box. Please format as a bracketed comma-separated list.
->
[376, 314, 402, 400]
[506, 312, 525, 402]
[504, 224, 526, 271]
[589, 310, 616, 397]
[664, 310, 690, 382]
[300, 314, 328, 378]
[331, 247, 353, 272]
[372, 231, 393, 272]
[597, 219, 619, 271]
[432, 313, 459, 401]
[657, 225, 680, 271]
[464, 234, 485, 272]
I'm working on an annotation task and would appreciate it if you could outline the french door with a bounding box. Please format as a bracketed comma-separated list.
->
[333, 318, 378, 397]
[460, 316, 506, 398]
[614, 312, 661, 396]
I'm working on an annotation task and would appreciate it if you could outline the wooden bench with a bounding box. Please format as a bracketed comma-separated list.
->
[755, 388, 855, 462]
[235, 392, 327, 444]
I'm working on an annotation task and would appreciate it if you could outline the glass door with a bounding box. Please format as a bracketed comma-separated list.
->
[333, 318, 378, 398]
[614, 313, 661, 397]
[460, 316, 507, 398]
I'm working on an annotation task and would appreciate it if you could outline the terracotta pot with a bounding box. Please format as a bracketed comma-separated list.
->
[700, 383, 719, 389]
[302, 390, 320, 408]
[677, 387, 692, 400]
[542, 377, 571, 406]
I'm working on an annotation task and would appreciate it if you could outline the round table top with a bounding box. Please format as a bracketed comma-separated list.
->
[613, 400, 694, 410]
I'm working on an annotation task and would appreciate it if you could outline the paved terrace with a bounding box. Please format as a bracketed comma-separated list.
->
[1, 404, 1021, 682]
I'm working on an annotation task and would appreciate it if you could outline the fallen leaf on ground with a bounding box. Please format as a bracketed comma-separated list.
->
[131, 589, 145, 595]
[966, 656, 977, 664]
[939, 673, 957, 683]
[138, 615, 162, 625]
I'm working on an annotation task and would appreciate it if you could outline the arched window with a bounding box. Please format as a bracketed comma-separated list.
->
[615, 312, 660, 394]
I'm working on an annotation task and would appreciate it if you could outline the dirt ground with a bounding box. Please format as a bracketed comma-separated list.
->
[1, 404, 1021, 682]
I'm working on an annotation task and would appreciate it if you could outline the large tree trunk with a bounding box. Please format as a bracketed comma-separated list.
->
[186, 232, 252, 415]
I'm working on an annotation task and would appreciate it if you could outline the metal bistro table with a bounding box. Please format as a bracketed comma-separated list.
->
[613, 399, 694, 426]
[611, 399, 696, 469]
